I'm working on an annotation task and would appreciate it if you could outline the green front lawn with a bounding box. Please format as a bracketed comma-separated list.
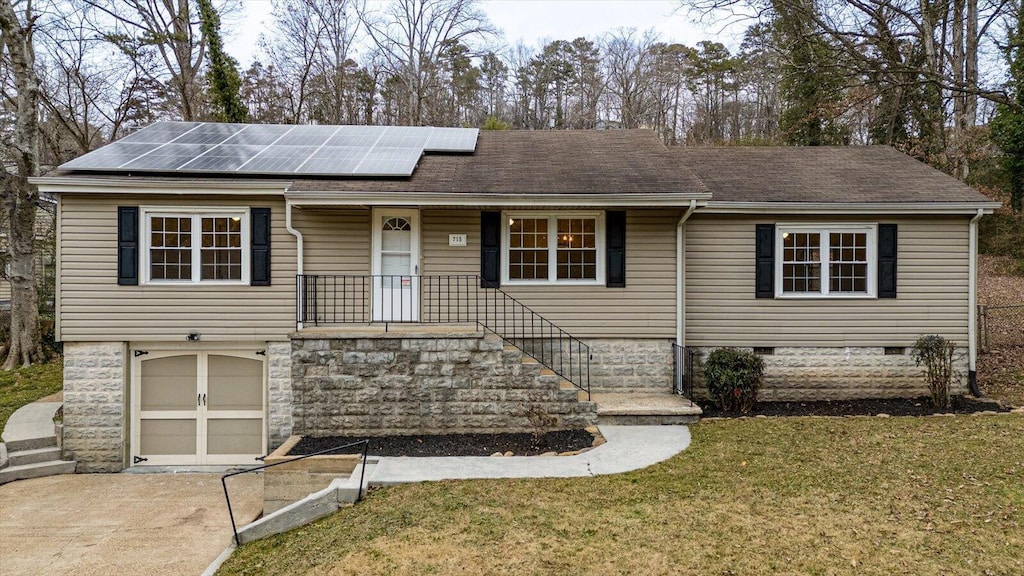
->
[0, 359, 63, 432]
[219, 415, 1024, 576]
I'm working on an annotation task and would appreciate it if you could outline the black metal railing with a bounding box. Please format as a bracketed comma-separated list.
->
[221, 439, 370, 546]
[673, 343, 696, 404]
[296, 274, 590, 397]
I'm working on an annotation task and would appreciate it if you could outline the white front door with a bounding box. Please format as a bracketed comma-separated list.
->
[132, 350, 266, 466]
[371, 208, 420, 321]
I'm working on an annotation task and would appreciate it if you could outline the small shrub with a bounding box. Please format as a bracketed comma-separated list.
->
[911, 335, 958, 409]
[704, 348, 765, 413]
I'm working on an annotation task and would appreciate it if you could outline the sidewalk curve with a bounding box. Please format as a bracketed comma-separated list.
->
[368, 425, 691, 486]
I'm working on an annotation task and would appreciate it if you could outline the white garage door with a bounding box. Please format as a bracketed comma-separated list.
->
[132, 350, 266, 466]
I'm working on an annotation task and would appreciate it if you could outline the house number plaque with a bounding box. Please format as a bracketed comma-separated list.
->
[449, 234, 467, 247]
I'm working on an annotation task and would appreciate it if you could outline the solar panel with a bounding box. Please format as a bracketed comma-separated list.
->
[60, 142, 162, 169]
[425, 127, 478, 152]
[59, 122, 479, 176]
[275, 125, 339, 147]
[121, 144, 216, 171]
[178, 145, 268, 171]
[295, 146, 369, 175]
[355, 147, 422, 176]
[117, 122, 202, 143]
[236, 146, 320, 174]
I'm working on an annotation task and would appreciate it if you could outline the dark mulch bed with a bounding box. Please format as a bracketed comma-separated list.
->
[289, 429, 596, 457]
[700, 396, 1010, 418]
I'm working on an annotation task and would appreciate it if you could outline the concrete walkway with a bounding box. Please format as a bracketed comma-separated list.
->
[1, 402, 61, 445]
[0, 473, 263, 576]
[369, 425, 691, 485]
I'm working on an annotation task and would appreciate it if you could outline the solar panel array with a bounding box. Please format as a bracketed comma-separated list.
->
[60, 122, 479, 177]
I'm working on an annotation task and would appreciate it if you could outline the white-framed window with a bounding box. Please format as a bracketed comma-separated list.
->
[776, 224, 876, 298]
[142, 208, 250, 284]
[503, 212, 604, 284]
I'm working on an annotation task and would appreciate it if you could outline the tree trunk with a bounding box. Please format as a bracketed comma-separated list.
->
[0, 0, 47, 368]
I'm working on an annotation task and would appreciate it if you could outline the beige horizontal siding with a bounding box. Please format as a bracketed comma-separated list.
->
[59, 194, 297, 342]
[421, 209, 680, 338]
[685, 214, 971, 347]
[294, 208, 369, 275]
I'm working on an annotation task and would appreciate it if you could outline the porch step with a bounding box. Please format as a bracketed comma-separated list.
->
[592, 393, 702, 425]
[3, 435, 56, 452]
[7, 446, 63, 467]
[0, 459, 76, 484]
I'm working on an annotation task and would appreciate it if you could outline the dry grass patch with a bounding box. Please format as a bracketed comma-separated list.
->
[219, 415, 1024, 576]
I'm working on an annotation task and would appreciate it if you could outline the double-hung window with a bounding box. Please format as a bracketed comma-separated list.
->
[504, 212, 603, 284]
[776, 225, 875, 297]
[143, 209, 249, 284]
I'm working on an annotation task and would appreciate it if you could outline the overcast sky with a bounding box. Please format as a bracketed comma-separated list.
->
[223, 0, 743, 66]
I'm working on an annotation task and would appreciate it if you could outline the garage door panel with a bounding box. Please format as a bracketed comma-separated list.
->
[141, 355, 198, 411]
[206, 418, 262, 455]
[140, 419, 197, 456]
[207, 355, 263, 411]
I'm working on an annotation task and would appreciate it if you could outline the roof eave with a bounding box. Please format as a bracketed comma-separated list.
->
[284, 191, 713, 207]
[31, 176, 292, 195]
[702, 201, 1003, 215]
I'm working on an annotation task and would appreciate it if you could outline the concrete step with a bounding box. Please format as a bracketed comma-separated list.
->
[0, 459, 76, 485]
[4, 435, 56, 452]
[8, 446, 63, 467]
[593, 393, 702, 425]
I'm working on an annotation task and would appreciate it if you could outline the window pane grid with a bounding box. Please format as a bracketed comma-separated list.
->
[150, 217, 192, 280]
[148, 213, 245, 282]
[829, 232, 867, 293]
[781, 232, 820, 293]
[556, 218, 597, 280]
[509, 218, 549, 280]
[200, 217, 243, 280]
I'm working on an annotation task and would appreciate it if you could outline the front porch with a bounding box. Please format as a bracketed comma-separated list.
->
[291, 274, 702, 435]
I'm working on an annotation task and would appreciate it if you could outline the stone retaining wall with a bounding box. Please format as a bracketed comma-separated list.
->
[690, 346, 970, 401]
[291, 331, 596, 436]
[62, 342, 126, 472]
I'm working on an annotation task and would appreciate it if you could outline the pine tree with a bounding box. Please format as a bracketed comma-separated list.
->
[989, 4, 1024, 212]
[197, 0, 248, 123]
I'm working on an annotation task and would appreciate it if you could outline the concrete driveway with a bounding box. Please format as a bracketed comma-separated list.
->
[0, 473, 263, 576]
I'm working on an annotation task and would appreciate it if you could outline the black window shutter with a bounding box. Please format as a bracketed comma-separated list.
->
[251, 208, 271, 286]
[755, 224, 775, 298]
[480, 211, 501, 287]
[878, 223, 897, 298]
[117, 206, 139, 286]
[606, 211, 626, 287]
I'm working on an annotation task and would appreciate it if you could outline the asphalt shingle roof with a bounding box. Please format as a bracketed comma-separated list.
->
[675, 145, 992, 203]
[290, 130, 708, 195]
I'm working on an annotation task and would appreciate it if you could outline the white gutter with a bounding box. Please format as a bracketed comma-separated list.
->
[286, 199, 305, 330]
[677, 199, 698, 346]
[286, 192, 712, 208]
[968, 208, 984, 394]
[702, 201, 1001, 215]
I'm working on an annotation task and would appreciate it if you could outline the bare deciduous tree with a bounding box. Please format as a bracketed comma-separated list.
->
[1, 0, 47, 367]
[359, 0, 494, 125]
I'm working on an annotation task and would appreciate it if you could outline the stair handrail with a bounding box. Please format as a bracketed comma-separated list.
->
[296, 274, 591, 398]
[220, 439, 370, 546]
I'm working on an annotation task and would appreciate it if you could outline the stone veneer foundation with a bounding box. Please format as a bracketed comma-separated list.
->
[290, 330, 596, 436]
[690, 346, 970, 401]
[61, 342, 127, 472]
[585, 339, 674, 392]
[267, 341, 293, 449]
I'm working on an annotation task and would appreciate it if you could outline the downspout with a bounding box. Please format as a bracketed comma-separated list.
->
[286, 199, 305, 330]
[677, 200, 697, 346]
[967, 208, 983, 397]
